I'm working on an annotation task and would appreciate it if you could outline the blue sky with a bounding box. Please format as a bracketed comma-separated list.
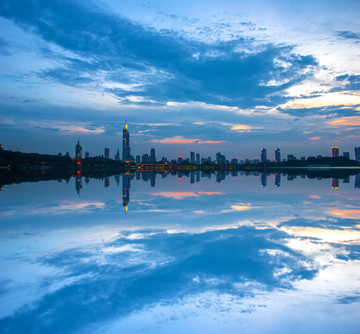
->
[0, 0, 359, 160]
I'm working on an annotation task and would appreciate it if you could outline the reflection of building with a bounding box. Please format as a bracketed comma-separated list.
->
[275, 173, 281, 187]
[261, 148, 267, 163]
[275, 148, 281, 162]
[261, 173, 267, 187]
[104, 176, 110, 187]
[332, 146, 340, 157]
[122, 122, 130, 162]
[122, 173, 131, 211]
[75, 141, 82, 159]
[355, 147, 360, 161]
[332, 178, 340, 189]
[104, 148, 110, 159]
[355, 174, 360, 188]
[190, 171, 195, 183]
[75, 176, 82, 194]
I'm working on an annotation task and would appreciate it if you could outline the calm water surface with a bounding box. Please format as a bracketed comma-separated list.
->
[1, 172, 360, 333]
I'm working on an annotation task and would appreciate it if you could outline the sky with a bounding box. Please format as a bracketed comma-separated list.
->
[0, 0, 360, 161]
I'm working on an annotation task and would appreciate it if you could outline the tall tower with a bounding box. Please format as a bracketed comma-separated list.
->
[104, 148, 110, 159]
[275, 148, 281, 162]
[332, 146, 340, 157]
[150, 148, 156, 163]
[190, 152, 195, 164]
[75, 140, 82, 159]
[261, 148, 267, 163]
[122, 122, 130, 162]
[355, 147, 360, 161]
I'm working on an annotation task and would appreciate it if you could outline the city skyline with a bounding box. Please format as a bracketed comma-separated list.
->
[0, 0, 360, 158]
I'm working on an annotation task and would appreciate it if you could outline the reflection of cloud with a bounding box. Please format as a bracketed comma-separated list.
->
[151, 137, 225, 144]
[281, 226, 360, 244]
[330, 209, 360, 220]
[152, 191, 223, 199]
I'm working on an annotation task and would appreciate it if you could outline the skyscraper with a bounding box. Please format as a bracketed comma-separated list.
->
[190, 152, 195, 164]
[355, 147, 360, 161]
[104, 148, 110, 159]
[196, 153, 200, 165]
[261, 148, 267, 163]
[150, 148, 156, 163]
[275, 148, 281, 162]
[115, 149, 120, 161]
[332, 146, 340, 157]
[122, 122, 130, 162]
[75, 140, 82, 159]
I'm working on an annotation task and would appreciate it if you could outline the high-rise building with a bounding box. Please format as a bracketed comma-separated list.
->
[104, 148, 110, 159]
[136, 155, 140, 163]
[332, 146, 340, 157]
[261, 148, 267, 163]
[287, 154, 295, 161]
[355, 147, 360, 161]
[275, 148, 281, 162]
[343, 152, 350, 159]
[122, 122, 130, 161]
[150, 148, 156, 163]
[196, 153, 200, 165]
[115, 149, 120, 161]
[75, 141, 82, 159]
[190, 152, 195, 164]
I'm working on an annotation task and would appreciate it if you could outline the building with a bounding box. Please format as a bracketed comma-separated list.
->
[122, 122, 131, 162]
[190, 152, 195, 164]
[261, 148, 267, 163]
[196, 153, 200, 165]
[104, 148, 110, 159]
[115, 149, 120, 161]
[136, 155, 140, 163]
[275, 148, 281, 163]
[75, 141, 82, 159]
[343, 152, 350, 159]
[85, 151, 90, 159]
[287, 154, 295, 161]
[355, 147, 360, 161]
[332, 146, 340, 157]
[142, 154, 149, 163]
[150, 148, 156, 163]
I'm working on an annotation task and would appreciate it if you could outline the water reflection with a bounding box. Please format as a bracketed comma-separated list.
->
[0, 172, 359, 333]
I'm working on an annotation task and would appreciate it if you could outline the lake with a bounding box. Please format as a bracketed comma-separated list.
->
[1, 171, 359, 333]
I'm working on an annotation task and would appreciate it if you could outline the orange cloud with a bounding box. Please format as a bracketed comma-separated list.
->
[309, 137, 321, 141]
[231, 124, 252, 132]
[330, 209, 360, 219]
[309, 195, 321, 199]
[329, 116, 360, 127]
[151, 137, 224, 144]
[231, 204, 252, 211]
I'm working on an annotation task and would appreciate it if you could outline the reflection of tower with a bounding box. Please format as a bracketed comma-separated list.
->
[332, 178, 340, 189]
[150, 173, 156, 187]
[75, 176, 82, 194]
[122, 173, 131, 211]
[122, 122, 130, 162]
[261, 173, 267, 187]
[190, 171, 195, 184]
[275, 173, 281, 187]
[332, 146, 340, 157]
[275, 148, 281, 163]
[105, 176, 110, 187]
[75, 141, 82, 159]
[115, 174, 120, 186]
[261, 148, 267, 162]
[355, 174, 360, 188]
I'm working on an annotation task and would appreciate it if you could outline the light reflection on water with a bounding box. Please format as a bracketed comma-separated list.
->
[0, 171, 359, 334]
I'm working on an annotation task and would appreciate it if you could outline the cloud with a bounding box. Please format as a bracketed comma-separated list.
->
[151, 137, 225, 144]
[152, 191, 223, 199]
[329, 209, 360, 220]
[328, 116, 360, 127]
[337, 31, 360, 40]
[231, 124, 252, 132]
[309, 137, 321, 141]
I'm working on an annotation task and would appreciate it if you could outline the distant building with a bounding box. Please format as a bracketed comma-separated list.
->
[142, 153, 149, 163]
[122, 122, 131, 161]
[115, 149, 120, 161]
[75, 141, 82, 159]
[332, 146, 340, 157]
[231, 158, 238, 164]
[190, 152, 195, 164]
[261, 148, 267, 163]
[136, 155, 140, 163]
[355, 147, 360, 161]
[150, 148, 156, 163]
[196, 153, 200, 165]
[275, 148, 281, 162]
[177, 153, 183, 164]
[287, 154, 295, 161]
[343, 152, 350, 159]
[85, 151, 90, 158]
[104, 148, 110, 159]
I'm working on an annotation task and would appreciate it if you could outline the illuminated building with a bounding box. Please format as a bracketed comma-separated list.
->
[332, 146, 340, 157]
[122, 173, 131, 211]
[261, 148, 267, 162]
[75, 140, 82, 159]
[122, 122, 130, 162]
[190, 152, 195, 164]
[355, 147, 360, 161]
[104, 148, 110, 159]
[275, 148, 281, 162]
[177, 153, 183, 164]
